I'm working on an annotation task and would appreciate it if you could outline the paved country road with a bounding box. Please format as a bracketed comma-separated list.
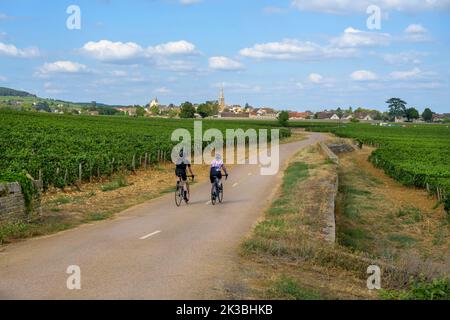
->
[0, 133, 326, 300]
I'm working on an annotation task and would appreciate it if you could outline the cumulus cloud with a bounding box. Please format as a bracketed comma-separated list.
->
[291, 0, 450, 14]
[0, 42, 40, 58]
[382, 51, 427, 65]
[239, 39, 355, 61]
[404, 24, 430, 42]
[350, 70, 378, 81]
[81, 40, 197, 63]
[147, 40, 197, 55]
[390, 67, 421, 80]
[81, 40, 144, 62]
[331, 27, 391, 48]
[37, 61, 88, 75]
[208, 56, 244, 71]
[239, 26, 393, 62]
[308, 73, 323, 84]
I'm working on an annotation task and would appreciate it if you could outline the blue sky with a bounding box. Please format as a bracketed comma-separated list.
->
[0, 0, 449, 112]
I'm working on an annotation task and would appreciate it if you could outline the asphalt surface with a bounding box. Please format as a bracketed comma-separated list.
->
[0, 132, 326, 300]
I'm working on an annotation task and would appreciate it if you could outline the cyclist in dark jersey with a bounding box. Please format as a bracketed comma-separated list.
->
[175, 149, 194, 200]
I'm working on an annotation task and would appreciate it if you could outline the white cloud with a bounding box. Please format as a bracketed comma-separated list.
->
[404, 24, 430, 42]
[81, 40, 144, 62]
[240, 39, 355, 61]
[38, 61, 88, 75]
[147, 40, 197, 55]
[405, 24, 427, 34]
[331, 27, 391, 48]
[390, 67, 421, 80]
[208, 56, 244, 71]
[291, 0, 450, 14]
[308, 73, 323, 84]
[0, 75, 6, 81]
[239, 27, 391, 62]
[0, 42, 39, 58]
[382, 51, 427, 65]
[81, 40, 197, 63]
[350, 70, 378, 81]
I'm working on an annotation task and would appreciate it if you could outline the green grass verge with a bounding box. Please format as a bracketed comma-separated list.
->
[267, 276, 324, 300]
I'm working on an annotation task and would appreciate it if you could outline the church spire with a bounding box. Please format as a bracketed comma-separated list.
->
[218, 84, 225, 112]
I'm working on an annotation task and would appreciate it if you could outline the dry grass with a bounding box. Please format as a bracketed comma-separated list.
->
[337, 147, 450, 277]
[237, 141, 449, 300]
[238, 145, 379, 300]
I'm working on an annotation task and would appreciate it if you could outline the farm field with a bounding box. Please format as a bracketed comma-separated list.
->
[0, 110, 289, 189]
[288, 122, 450, 212]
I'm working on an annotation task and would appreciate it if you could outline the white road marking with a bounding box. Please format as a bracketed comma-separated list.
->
[206, 200, 211, 205]
[232, 183, 239, 188]
[139, 230, 161, 240]
[248, 173, 252, 176]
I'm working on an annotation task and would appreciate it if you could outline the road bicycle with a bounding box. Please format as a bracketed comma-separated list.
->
[211, 174, 228, 205]
[175, 175, 194, 207]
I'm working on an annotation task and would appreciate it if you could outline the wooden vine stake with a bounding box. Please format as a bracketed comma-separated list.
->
[144, 153, 148, 170]
[64, 169, 68, 187]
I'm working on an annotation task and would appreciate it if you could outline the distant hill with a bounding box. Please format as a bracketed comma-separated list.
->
[0, 87, 36, 97]
[0, 87, 116, 108]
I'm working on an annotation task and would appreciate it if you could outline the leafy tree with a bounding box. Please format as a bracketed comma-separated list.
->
[336, 107, 344, 119]
[167, 108, 179, 118]
[136, 106, 146, 117]
[180, 101, 196, 118]
[97, 107, 119, 115]
[277, 110, 290, 127]
[422, 108, 433, 122]
[373, 111, 383, 121]
[150, 104, 160, 115]
[197, 103, 212, 118]
[34, 101, 51, 112]
[207, 100, 220, 116]
[386, 98, 407, 120]
[405, 107, 420, 122]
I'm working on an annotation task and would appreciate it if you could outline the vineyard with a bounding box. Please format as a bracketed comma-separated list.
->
[0, 110, 289, 191]
[295, 122, 450, 212]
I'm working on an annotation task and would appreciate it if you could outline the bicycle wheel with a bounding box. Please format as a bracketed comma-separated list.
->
[218, 184, 224, 203]
[211, 185, 217, 205]
[175, 184, 183, 207]
[184, 189, 190, 204]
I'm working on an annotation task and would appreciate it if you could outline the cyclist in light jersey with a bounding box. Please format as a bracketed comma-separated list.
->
[210, 154, 228, 186]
